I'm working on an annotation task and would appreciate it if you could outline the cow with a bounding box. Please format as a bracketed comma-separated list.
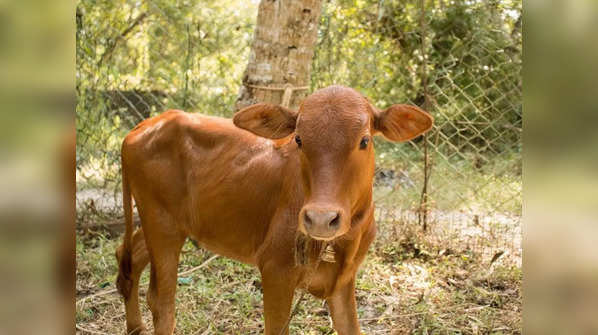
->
[116, 85, 433, 335]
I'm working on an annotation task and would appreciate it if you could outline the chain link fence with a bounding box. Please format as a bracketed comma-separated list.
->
[76, 0, 522, 262]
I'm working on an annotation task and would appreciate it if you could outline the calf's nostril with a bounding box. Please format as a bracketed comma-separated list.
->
[303, 211, 313, 226]
[329, 213, 340, 228]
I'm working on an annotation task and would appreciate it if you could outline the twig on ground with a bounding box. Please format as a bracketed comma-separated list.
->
[76, 254, 219, 306]
[76, 288, 118, 306]
[76, 324, 112, 335]
[178, 255, 219, 277]
[360, 312, 426, 322]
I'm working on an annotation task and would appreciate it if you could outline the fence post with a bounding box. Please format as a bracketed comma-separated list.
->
[417, 0, 431, 232]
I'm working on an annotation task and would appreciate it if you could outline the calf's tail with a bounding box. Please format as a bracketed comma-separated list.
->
[116, 162, 134, 298]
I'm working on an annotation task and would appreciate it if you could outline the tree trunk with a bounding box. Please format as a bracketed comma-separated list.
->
[235, 0, 323, 111]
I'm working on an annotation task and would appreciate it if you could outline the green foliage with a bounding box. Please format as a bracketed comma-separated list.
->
[77, 0, 255, 112]
[76, 0, 258, 193]
[312, 0, 522, 154]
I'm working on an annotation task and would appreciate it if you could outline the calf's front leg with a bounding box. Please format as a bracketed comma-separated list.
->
[261, 266, 296, 335]
[327, 278, 361, 335]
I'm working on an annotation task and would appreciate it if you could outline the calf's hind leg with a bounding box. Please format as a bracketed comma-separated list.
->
[143, 220, 186, 335]
[116, 228, 150, 335]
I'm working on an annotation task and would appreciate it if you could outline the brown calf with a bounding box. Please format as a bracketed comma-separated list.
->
[116, 86, 433, 334]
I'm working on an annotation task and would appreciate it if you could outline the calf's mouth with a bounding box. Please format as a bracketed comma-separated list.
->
[294, 232, 336, 266]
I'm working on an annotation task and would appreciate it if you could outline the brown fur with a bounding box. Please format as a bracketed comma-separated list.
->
[116, 86, 432, 334]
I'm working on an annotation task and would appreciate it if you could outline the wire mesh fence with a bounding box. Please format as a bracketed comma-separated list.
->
[76, 0, 522, 262]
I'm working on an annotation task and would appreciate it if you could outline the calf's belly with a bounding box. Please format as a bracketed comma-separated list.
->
[191, 232, 258, 265]
[185, 212, 267, 265]
[182, 184, 277, 266]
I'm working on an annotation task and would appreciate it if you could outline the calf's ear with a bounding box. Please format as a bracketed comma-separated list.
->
[233, 103, 298, 139]
[373, 104, 433, 142]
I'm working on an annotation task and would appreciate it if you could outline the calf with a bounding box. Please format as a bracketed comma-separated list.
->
[116, 86, 433, 334]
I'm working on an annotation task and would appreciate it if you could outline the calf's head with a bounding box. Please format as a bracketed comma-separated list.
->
[234, 86, 433, 240]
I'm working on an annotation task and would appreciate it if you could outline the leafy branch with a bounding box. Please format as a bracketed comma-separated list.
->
[99, 11, 149, 66]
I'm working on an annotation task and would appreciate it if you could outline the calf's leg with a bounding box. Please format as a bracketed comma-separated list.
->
[143, 216, 186, 335]
[116, 228, 150, 335]
[261, 266, 296, 335]
[326, 278, 361, 335]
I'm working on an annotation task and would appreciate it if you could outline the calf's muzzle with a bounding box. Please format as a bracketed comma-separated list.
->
[301, 206, 342, 240]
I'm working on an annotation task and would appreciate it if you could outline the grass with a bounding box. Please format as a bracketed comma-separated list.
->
[373, 145, 522, 216]
[75, 213, 521, 334]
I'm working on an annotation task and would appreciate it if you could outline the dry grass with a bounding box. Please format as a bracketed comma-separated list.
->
[76, 212, 521, 335]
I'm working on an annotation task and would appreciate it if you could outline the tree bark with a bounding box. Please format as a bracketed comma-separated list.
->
[236, 0, 323, 111]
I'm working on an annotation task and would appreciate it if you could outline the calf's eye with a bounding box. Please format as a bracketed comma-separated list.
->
[359, 136, 369, 150]
[295, 135, 302, 148]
